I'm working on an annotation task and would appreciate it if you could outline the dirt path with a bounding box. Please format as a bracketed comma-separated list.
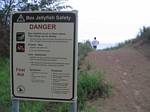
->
[85, 47, 150, 112]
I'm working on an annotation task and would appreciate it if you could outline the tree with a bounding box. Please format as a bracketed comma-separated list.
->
[0, 0, 16, 25]
[0, 0, 72, 25]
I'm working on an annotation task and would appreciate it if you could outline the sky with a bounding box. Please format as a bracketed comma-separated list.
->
[68, 0, 150, 44]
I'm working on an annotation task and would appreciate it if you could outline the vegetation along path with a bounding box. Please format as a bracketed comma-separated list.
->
[85, 46, 150, 112]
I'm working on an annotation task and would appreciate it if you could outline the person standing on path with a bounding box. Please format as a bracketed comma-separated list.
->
[92, 37, 99, 49]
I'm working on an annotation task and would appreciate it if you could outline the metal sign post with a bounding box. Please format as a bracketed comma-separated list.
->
[12, 99, 19, 112]
[70, 98, 77, 112]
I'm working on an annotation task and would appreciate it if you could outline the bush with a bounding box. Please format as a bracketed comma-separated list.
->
[78, 40, 94, 65]
[137, 26, 150, 40]
[77, 71, 113, 111]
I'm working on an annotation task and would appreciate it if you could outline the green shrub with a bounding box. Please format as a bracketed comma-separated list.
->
[78, 40, 94, 64]
[77, 71, 113, 111]
[137, 26, 150, 40]
[78, 71, 103, 95]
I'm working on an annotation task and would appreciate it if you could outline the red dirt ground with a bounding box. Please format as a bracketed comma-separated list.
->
[85, 46, 150, 112]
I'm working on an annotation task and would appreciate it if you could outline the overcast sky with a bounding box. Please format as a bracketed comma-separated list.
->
[68, 0, 150, 43]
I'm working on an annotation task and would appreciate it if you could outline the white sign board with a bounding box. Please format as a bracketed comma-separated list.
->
[11, 11, 77, 101]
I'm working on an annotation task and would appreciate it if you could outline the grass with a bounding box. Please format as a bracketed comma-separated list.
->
[20, 101, 48, 112]
[0, 57, 48, 112]
[55, 102, 71, 112]
[82, 106, 97, 112]
[0, 58, 11, 112]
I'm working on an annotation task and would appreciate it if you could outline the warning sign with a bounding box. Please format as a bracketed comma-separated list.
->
[10, 11, 78, 101]
[17, 14, 25, 22]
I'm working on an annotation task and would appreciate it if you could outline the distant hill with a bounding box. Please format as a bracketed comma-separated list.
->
[103, 26, 150, 58]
